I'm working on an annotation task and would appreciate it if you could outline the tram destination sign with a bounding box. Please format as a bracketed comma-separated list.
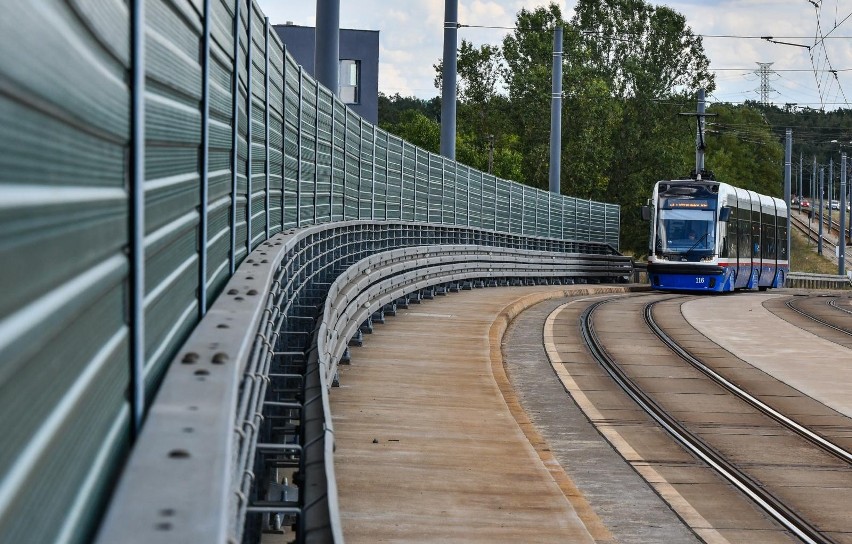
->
[663, 199, 714, 209]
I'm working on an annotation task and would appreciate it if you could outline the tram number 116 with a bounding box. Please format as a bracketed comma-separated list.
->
[696, 277, 705, 284]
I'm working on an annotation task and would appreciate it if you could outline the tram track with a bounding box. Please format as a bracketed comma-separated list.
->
[644, 299, 852, 466]
[577, 295, 852, 544]
[764, 294, 852, 350]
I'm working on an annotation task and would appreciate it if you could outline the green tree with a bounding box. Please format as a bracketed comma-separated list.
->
[381, 109, 440, 153]
[571, 0, 715, 98]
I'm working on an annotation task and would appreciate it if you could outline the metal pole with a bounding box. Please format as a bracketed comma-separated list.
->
[841, 152, 847, 275]
[548, 26, 563, 194]
[264, 17, 270, 239]
[812, 156, 817, 204]
[281, 45, 287, 229]
[199, 0, 210, 317]
[230, 1, 241, 272]
[246, 0, 253, 254]
[315, 0, 340, 95]
[296, 66, 303, 227]
[799, 152, 803, 200]
[784, 129, 792, 269]
[313, 80, 319, 222]
[829, 158, 834, 229]
[819, 166, 824, 255]
[371, 125, 376, 220]
[329, 98, 335, 221]
[439, 0, 458, 159]
[696, 88, 706, 175]
[130, 0, 146, 436]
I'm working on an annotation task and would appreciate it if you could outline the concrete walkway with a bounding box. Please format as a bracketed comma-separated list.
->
[330, 286, 631, 543]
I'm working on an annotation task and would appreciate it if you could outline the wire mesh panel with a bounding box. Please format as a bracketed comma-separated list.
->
[577, 198, 592, 241]
[208, 0, 237, 298]
[315, 86, 333, 222]
[401, 142, 416, 221]
[427, 153, 442, 223]
[562, 196, 576, 241]
[373, 128, 388, 220]
[344, 110, 360, 219]
[495, 179, 509, 233]
[143, 0, 205, 398]
[233, 2, 249, 262]
[590, 200, 607, 244]
[299, 71, 317, 225]
[0, 2, 135, 541]
[481, 173, 496, 231]
[413, 147, 428, 222]
[282, 55, 299, 228]
[606, 203, 620, 249]
[386, 135, 403, 220]
[249, 4, 267, 248]
[331, 99, 346, 221]
[456, 165, 470, 226]
[359, 120, 374, 219]
[267, 32, 284, 236]
[443, 160, 456, 224]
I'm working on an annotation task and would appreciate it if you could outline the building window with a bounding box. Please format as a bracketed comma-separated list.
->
[339, 60, 360, 104]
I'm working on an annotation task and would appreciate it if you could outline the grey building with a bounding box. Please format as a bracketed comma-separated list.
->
[274, 23, 379, 124]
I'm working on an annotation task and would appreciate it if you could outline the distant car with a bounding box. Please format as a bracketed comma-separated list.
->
[831, 200, 841, 210]
[800, 199, 811, 209]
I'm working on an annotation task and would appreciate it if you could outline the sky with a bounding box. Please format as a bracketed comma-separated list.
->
[257, 1, 852, 111]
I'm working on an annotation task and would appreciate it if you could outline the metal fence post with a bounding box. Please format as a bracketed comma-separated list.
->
[329, 96, 334, 221]
[371, 125, 376, 220]
[130, 0, 146, 436]
[520, 186, 524, 235]
[296, 66, 302, 227]
[229, 0, 241, 272]
[426, 152, 431, 222]
[246, 0, 253, 254]
[199, 0, 210, 317]
[264, 17, 270, 239]
[357, 118, 363, 219]
[413, 145, 418, 219]
[281, 45, 286, 229]
[313, 79, 319, 223]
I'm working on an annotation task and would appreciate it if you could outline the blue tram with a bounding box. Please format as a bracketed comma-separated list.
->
[645, 180, 789, 292]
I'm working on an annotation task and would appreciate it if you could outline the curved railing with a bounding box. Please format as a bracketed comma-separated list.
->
[96, 221, 630, 543]
[0, 1, 620, 543]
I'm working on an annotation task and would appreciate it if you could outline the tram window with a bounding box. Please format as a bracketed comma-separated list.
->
[728, 207, 738, 258]
[751, 213, 761, 257]
[739, 216, 751, 258]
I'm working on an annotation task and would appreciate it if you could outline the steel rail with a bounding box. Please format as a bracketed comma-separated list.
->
[829, 298, 852, 315]
[786, 297, 852, 336]
[645, 300, 852, 465]
[580, 299, 833, 544]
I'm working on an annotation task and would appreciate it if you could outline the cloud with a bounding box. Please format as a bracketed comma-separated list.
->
[256, 0, 852, 108]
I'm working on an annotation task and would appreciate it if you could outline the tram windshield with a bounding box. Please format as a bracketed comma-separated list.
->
[655, 209, 716, 255]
